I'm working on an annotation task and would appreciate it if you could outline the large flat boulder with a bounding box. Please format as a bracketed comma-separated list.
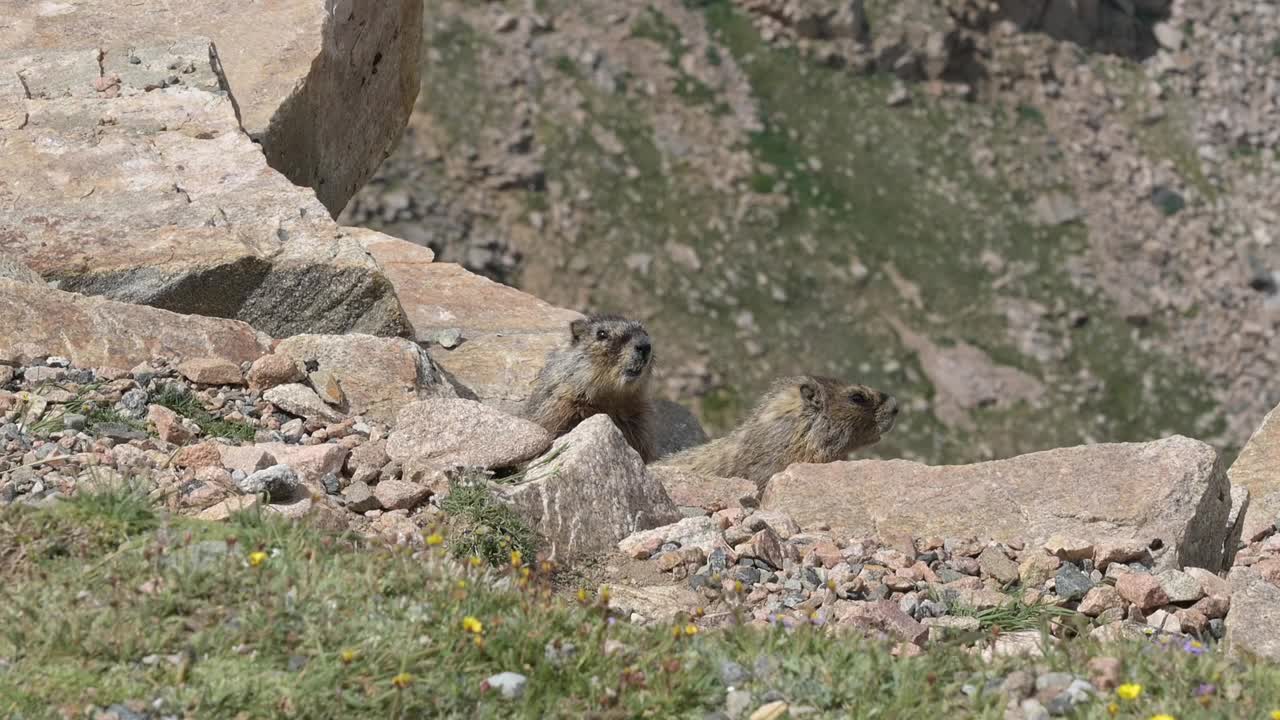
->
[1227, 402, 1280, 542]
[0, 0, 421, 215]
[499, 415, 681, 561]
[359, 232, 582, 415]
[0, 279, 269, 369]
[387, 398, 551, 472]
[0, 41, 408, 338]
[760, 436, 1232, 572]
[272, 334, 456, 424]
[1225, 566, 1280, 663]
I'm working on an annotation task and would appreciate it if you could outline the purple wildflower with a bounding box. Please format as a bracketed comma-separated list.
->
[1195, 683, 1216, 697]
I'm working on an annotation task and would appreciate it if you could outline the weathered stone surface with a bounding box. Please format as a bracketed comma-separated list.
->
[1044, 536, 1095, 563]
[618, 516, 722, 558]
[237, 464, 301, 502]
[247, 354, 305, 392]
[1093, 540, 1149, 570]
[977, 546, 1020, 585]
[1229, 403, 1280, 542]
[342, 481, 381, 513]
[1116, 572, 1169, 612]
[607, 584, 703, 623]
[652, 400, 710, 461]
[255, 443, 348, 495]
[147, 404, 192, 445]
[1019, 552, 1062, 587]
[0, 43, 408, 339]
[649, 466, 757, 512]
[360, 234, 583, 415]
[500, 415, 681, 561]
[0, 252, 40, 284]
[218, 446, 275, 476]
[387, 399, 551, 471]
[264, 384, 344, 423]
[1156, 569, 1206, 605]
[1226, 566, 1280, 662]
[1224, 485, 1250, 567]
[760, 436, 1231, 572]
[0, 1, 422, 215]
[1184, 567, 1231, 599]
[743, 528, 785, 570]
[839, 600, 929, 645]
[177, 359, 244, 387]
[1078, 585, 1124, 617]
[0, 280, 269, 369]
[273, 334, 455, 424]
[373, 479, 431, 511]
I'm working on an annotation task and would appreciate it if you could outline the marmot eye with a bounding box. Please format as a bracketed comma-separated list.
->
[849, 392, 871, 406]
[595, 329, 609, 341]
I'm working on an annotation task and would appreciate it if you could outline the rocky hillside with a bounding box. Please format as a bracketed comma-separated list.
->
[342, 0, 1280, 465]
[4, 4, 1280, 716]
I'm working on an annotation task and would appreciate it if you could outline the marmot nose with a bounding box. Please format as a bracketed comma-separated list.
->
[886, 395, 899, 415]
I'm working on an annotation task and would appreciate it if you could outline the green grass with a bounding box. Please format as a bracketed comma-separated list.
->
[3, 486, 1280, 718]
[440, 474, 541, 568]
[153, 384, 256, 442]
[18, 382, 148, 437]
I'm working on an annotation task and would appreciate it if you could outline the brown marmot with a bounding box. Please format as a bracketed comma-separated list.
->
[657, 375, 898, 489]
[524, 313, 657, 462]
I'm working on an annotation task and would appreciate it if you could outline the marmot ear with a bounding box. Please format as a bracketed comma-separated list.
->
[570, 318, 589, 343]
[799, 378, 823, 410]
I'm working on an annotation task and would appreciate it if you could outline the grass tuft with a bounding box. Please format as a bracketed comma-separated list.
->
[153, 384, 256, 442]
[440, 472, 540, 568]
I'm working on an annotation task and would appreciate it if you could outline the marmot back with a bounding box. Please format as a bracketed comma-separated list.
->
[524, 313, 657, 462]
[657, 375, 898, 489]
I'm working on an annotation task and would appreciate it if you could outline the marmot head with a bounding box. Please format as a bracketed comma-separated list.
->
[787, 375, 898, 454]
[570, 313, 654, 390]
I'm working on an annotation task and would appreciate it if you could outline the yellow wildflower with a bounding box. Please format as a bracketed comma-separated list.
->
[1149, 715, 1175, 720]
[469, 555, 482, 567]
[1271, 712, 1280, 720]
[462, 616, 484, 634]
[1117, 684, 1143, 701]
[456, 579, 468, 590]
[248, 551, 268, 568]
[340, 648, 359, 664]
[684, 624, 699, 637]
[1107, 703, 1119, 716]
[577, 588, 589, 603]
[510, 550, 523, 567]
[425, 533, 444, 546]
[391, 672, 413, 689]
[520, 566, 531, 579]
[599, 586, 611, 603]
[734, 580, 745, 594]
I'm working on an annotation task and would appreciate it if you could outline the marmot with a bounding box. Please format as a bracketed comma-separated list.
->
[657, 375, 898, 489]
[524, 313, 657, 462]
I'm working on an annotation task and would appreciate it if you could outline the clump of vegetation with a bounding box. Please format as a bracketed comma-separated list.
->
[439, 472, 540, 569]
[153, 384, 256, 441]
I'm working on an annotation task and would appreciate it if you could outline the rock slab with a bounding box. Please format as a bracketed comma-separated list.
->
[500, 415, 681, 561]
[1226, 566, 1280, 662]
[760, 436, 1231, 572]
[1227, 402, 1280, 542]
